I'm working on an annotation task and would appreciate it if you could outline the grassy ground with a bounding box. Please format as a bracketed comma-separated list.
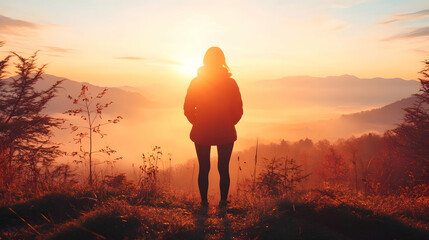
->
[1, 185, 428, 240]
[247, 200, 429, 240]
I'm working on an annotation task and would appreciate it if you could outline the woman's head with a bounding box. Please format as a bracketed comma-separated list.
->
[203, 47, 229, 71]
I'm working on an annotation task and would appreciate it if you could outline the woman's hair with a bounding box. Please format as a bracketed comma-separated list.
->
[203, 47, 230, 71]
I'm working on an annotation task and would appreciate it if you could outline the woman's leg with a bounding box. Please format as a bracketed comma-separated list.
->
[217, 142, 234, 202]
[195, 143, 211, 203]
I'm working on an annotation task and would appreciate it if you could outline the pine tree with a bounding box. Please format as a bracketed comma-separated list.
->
[393, 60, 429, 184]
[0, 46, 64, 190]
[257, 156, 309, 196]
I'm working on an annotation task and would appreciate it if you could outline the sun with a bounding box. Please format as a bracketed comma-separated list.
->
[177, 58, 202, 77]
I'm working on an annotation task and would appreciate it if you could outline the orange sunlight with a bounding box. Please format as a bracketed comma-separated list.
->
[1, 1, 429, 239]
[177, 57, 202, 77]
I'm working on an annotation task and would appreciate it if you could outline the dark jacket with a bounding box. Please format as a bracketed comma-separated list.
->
[184, 67, 243, 146]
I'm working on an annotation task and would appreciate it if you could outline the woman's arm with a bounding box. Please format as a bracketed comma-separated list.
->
[230, 79, 243, 125]
[184, 79, 197, 124]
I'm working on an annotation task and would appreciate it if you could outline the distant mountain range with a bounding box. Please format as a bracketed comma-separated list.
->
[34, 74, 153, 117]
[16, 73, 421, 162]
[29, 74, 420, 142]
[245, 74, 419, 109]
[34, 73, 419, 115]
[260, 95, 418, 141]
[340, 96, 417, 125]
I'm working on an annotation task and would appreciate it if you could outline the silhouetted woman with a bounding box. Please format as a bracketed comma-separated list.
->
[184, 47, 243, 207]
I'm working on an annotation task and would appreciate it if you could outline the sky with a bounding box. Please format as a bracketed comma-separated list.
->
[0, 0, 428, 87]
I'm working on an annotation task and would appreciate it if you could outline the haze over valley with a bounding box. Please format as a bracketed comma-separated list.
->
[35, 74, 420, 172]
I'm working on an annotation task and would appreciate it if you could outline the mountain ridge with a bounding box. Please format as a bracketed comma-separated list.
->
[257, 95, 417, 142]
[24, 73, 420, 141]
[246, 75, 419, 109]
[34, 74, 154, 117]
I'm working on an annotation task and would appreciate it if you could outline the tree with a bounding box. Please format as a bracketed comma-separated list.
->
[257, 156, 309, 196]
[0, 44, 64, 191]
[393, 60, 429, 184]
[257, 157, 282, 196]
[321, 148, 349, 185]
[369, 131, 409, 193]
[65, 84, 122, 185]
[280, 157, 310, 191]
[342, 137, 359, 191]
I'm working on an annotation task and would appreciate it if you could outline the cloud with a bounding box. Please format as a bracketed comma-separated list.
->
[386, 26, 429, 40]
[377, 9, 429, 25]
[45, 54, 66, 58]
[413, 48, 429, 55]
[114, 57, 180, 65]
[0, 14, 40, 35]
[331, 25, 348, 31]
[114, 56, 146, 60]
[393, 9, 429, 20]
[375, 19, 399, 25]
[156, 58, 181, 65]
[44, 46, 74, 53]
[309, 15, 349, 32]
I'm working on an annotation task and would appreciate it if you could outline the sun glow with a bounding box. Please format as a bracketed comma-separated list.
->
[177, 58, 202, 77]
